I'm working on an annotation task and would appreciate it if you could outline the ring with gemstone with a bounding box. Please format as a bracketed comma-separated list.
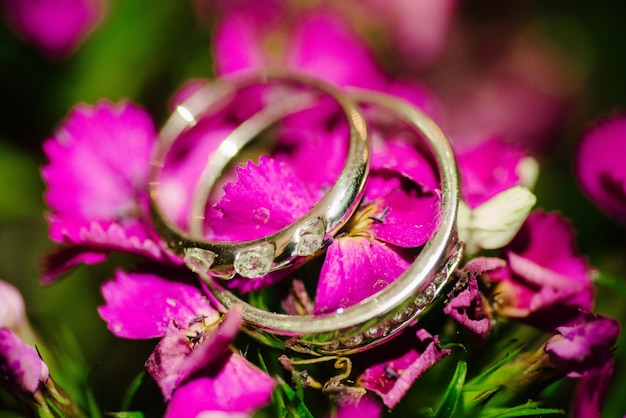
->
[198, 88, 463, 355]
[149, 74, 370, 279]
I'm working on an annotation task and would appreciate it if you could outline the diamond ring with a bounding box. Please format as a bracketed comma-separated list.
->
[199, 88, 463, 355]
[149, 74, 370, 279]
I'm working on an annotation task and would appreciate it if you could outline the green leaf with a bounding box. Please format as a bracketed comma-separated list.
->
[431, 361, 467, 418]
[478, 400, 564, 418]
[105, 412, 145, 418]
[464, 343, 525, 390]
[594, 270, 626, 299]
[120, 371, 146, 411]
[271, 378, 314, 418]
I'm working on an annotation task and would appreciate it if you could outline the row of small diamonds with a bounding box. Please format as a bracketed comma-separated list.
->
[287, 245, 463, 355]
[327, 257, 459, 352]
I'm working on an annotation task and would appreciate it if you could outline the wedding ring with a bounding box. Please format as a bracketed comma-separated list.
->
[149, 74, 369, 279]
[200, 89, 462, 355]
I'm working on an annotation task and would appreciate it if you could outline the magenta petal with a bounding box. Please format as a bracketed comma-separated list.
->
[42, 101, 162, 265]
[275, 115, 349, 191]
[42, 100, 155, 221]
[509, 211, 591, 287]
[212, 12, 268, 75]
[335, 393, 383, 418]
[209, 157, 316, 241]
[98, 270, 217, 339]
[145, 322, 192, 400]
[456, 137, 527, 208]
[576, 114, 626, 222]
[444, 277, 490, 340]
[545, 313, 619, 377]
[460, 256, 507, 277]
[42, 217, 173, 283]
[165, 354, 275, 417]
[159, 125, 239, 231]
[41, 245, 107, 283]
[286, 10, 385, 89]
[366, 175, 441, 248]
[2, 0, 104, 57]
[370, 138, 439, 193]
[507, 252, 592, 314]
[571, 361, 614, 418]
[48, 217, 163, 257]
[0, 328, 49, 395]
[314, 237, 412, 314]
[360, 329, 450, 409]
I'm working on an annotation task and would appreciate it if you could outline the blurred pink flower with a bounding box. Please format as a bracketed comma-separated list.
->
[433, 33, 578, 150]
[212, 7, 435, 114]
[0, 328, 49, 395]
[545, 312, 619, 378]
[485, 211, 593, 330]
[41, 101, 171, 281]
[546, 313, 619, 418]
[0, 280, 25, 331]
[334, 393, 382, 418]
[359, 0, 457, 68]
[575, 114, 626, 223]
[1, 0, 105, 57]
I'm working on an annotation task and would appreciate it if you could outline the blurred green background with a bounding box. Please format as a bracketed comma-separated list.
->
[0, 0, 624, 416]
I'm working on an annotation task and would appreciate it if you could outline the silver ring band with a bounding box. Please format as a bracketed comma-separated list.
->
[149, 74, 370, 279]
[199, 88, 462, 355]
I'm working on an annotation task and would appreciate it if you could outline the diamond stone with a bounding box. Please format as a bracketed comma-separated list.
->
[413, 293, 428, 308]
[342, 334, 364, 348]
[365, 324, 391, 339]
[392, 306, 414, 324]
[234, 242, 275, 278]
[183, 247, 216, 274]
[295, 218, 326, 256]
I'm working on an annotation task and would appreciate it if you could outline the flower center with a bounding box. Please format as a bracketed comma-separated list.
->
[343, 202, 387, 239]
[182, 315, 222, 348]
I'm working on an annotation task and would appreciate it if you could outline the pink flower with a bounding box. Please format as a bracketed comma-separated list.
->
[41, 101, 170, 281]
[575, 114, 626, 223]
[0, 328, 49, 395]
[545, 312, 619, 378]
[358, 0, 458, 68]
[1, 0, 105, 57]
[212, 7, 435, 115]
[545, 313, 619, 418]
[98, 270, 275, 416]
[485, 211, 594, 330]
